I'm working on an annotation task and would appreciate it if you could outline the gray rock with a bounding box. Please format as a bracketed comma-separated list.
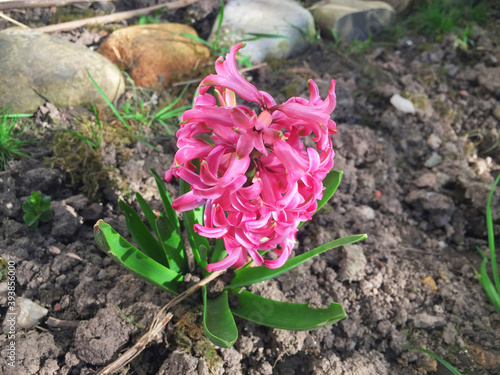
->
[0, 28, 125, 113]
[477, 64, 500, 95]
[50, 201, 81, 238]
[410, 312, 446, 329]
[312, 0, 395, 41]
[424, 152, 443, 168]
[158, 350, 200, 375]
[338, 243, 367, 282]
[493, 106, 500, 121]
[210, 0, 315, 63]
[405, 190, 455, 228]
[18, 168, 62, 197]
[74, 307, 131, 365]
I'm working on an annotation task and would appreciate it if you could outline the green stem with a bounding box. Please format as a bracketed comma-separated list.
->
[487, 174, 500, 294]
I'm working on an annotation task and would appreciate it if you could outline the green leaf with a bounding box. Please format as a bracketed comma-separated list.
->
[39, 193, 51, 211]
[403, 347, 462, 375]
[203, 287, 238, 348]
[231, 289, 346, 330]
[23, 212, 39, 227]
[156, 215, 188, 273]
[118, 199, 168, 267]
[151, 168, 181, 235]
[179, 178, 211, 274]
[39, 209, 53, 223]
[228, 234, 367, 289]
[135, 192, 159, 234]
[476, 257, 500, 313]
[94, 220, 182, 294]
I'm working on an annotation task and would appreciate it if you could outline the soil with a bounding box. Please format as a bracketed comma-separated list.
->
[1, 1, 500, 375]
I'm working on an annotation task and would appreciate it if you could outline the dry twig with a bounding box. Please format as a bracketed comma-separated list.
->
[0, 0, 112, 11]
[0, 10, 28, 27]
[36, 0, 200, 33]
[98, 269, 225, 375]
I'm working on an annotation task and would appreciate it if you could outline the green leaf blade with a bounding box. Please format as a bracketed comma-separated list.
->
[118, 199, 168, 267]
[231, 290, 346, 330]
[228, 234, 367, 289]
[156, 215, 188, 274]
[203, 288, 238, 348]
[94, 220, 182, 294]
[403, 347, 462, 375]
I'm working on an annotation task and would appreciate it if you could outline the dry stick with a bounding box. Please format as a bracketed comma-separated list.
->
[98, 269, 226, 375]
[0, 0, 112, 11]
[0, 10, 28, 27]
[36, 0, 201, 33]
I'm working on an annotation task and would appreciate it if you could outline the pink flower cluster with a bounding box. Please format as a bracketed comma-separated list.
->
[165, 43, 337, 272]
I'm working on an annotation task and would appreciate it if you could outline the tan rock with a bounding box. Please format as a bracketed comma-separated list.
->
[98, 24, 210, 88]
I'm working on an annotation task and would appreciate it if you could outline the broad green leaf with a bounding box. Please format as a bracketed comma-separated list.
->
[118, 199, 168, 267]
[135, 192, 158, 234]
[228, 234, 367, 289]
[151, 168, 181, 235]
[156, 215, 187, 273]
[94, 220, 182, 294]
[203, 287, 238, 348]
[403, 347, 462, 375]
[179, 178, 211, 275]
[231, 289, 346, 330]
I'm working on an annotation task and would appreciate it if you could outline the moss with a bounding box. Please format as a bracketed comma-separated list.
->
[194, 337, 223, 370]
[47, 132, 108, 201]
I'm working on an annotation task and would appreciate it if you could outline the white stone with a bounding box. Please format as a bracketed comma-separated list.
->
[210, 0, 315, 63]
[16, 297, 49, 329]
[390, 94, 416, 114]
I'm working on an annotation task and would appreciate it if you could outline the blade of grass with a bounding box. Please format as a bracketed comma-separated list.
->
[486, 174, 500, 294]
[403, 347, 462, 375]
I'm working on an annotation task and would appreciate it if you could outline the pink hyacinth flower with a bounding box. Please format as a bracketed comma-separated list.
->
[166, 43, 337, 272]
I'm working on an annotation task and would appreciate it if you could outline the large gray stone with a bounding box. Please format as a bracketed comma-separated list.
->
[210, 0, 316, 63]
[311, 0, 395, 41]
[0, 28, 125, 113]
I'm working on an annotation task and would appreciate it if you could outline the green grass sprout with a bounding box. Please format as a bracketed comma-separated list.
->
[67, 103, 103, 149]
[404, 347, 462, 375]
[474, 173, 500, 312]
[0, 112, 33, 170]
[88, 71, 160, 151]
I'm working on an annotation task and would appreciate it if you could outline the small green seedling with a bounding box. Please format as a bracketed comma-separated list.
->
[404, 347, 462, 375]
[22, 192, 53, 228]
[474, 173, 500, 313]
[0, 112, 33, 171]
